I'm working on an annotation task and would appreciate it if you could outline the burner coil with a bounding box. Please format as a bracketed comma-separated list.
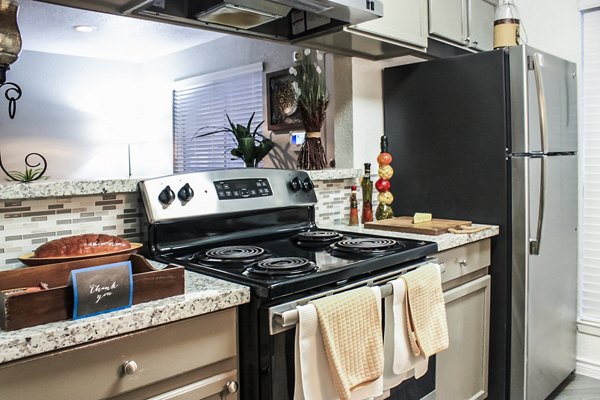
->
[336, 238, 399, 250]
[205, 246, 265, 260]
[245, 257, 317, 277]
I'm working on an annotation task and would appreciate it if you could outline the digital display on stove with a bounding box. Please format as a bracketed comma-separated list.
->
[214, 178, 272, 200]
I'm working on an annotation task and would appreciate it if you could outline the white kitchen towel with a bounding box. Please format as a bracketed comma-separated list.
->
[294, 303, 338, 400]
[383, 279, 428, 391]
[294, 287, 384, 400]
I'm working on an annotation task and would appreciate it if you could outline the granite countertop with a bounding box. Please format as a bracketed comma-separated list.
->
[0, 271, 250, 364]
[321, 223, 499, 252]
[0, 169, 361, 200]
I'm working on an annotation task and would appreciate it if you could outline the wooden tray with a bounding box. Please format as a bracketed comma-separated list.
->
[364, 216, 472, 236]
[18, 243, 143, 266]
[0, 254, 184, 331]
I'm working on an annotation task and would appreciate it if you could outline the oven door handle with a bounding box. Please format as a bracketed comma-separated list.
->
[268, 258, 439, 335]
[274, 281, 397, 329]
[274, 310, 301, 329]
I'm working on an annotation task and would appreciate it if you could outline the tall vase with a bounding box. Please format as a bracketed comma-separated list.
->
[297, 131, 327, 170]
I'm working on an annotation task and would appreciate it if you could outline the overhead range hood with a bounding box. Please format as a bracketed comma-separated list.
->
[35, 0, 383, 47]
[128, 0, 383, 43]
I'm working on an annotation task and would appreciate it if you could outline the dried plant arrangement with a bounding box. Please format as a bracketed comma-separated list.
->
[289, 49, 328, 170]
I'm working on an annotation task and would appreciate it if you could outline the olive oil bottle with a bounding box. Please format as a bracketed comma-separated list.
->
[361, 163, 373, 223]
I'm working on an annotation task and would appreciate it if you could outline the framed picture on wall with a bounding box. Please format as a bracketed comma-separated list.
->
[266, 69, 304, 131]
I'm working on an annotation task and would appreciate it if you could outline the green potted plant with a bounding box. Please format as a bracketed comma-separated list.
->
[194, 112, 274, 168]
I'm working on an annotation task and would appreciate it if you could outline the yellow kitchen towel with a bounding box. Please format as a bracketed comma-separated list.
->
[311, 286, 384, 400]
[401, 263, 449, 358]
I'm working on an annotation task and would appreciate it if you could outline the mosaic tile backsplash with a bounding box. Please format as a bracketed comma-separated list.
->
[313, 178, 356, 225]
[0, 193, 145, 270]
[0, 177, 375, 270]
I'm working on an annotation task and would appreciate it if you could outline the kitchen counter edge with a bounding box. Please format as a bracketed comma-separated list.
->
[321, 223, 499, 252]
[0, 169, 361, 200]
[0, 271, 250, 364]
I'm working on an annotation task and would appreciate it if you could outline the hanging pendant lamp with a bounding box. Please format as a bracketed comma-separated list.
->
[0, 0, 22, 119]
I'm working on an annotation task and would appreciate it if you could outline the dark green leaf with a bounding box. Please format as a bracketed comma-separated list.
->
[246, 112, 255, 133]
[254, 138, 275, 162]
[226, 114, 236, 132]
[237, 137, 255, 163]
[231, 148, 243, 158]
[253, 119, 265, 135]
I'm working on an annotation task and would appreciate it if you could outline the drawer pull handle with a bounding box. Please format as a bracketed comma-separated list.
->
[123, 360, 138, 375]
[226, 380, 239, 393]
[458, 259, 468, 267]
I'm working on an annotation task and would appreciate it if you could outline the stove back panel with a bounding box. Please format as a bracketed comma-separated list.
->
[148, 207, 314, 256]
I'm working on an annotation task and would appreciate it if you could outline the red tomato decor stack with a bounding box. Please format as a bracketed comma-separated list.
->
[375, 135, 395, 220]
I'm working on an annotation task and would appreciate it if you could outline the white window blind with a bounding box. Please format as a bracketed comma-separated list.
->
[173, 63, 264, 172]
[581, 9, 600, 323]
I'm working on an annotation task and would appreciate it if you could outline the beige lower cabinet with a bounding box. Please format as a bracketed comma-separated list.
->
[436, 239, 491, 400]
[0, 308, 239, 400]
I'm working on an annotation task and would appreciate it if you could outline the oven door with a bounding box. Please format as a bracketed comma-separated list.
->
[261, 259, 439, 400]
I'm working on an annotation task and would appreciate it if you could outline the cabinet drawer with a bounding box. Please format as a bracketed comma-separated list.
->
[147, 369, 238, 400]
[0, 308, 237, 400]
[437, 239, 491, 285]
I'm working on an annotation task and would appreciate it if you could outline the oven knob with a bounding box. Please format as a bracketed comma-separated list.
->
[289, 177, 301, 192]
[301, 177, 314, 192]
[177, 183, 194, 202]
[158, 185, 176, 205]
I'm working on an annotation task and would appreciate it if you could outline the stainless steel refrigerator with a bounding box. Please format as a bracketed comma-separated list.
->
[383, 45, 577, 400]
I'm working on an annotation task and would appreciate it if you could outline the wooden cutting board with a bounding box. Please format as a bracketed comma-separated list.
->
[363, 216, 472, 236]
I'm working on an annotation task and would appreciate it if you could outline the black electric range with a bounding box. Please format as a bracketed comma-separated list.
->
[139, 168, 438, 400]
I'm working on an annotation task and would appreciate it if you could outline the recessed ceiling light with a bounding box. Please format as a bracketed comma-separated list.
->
[73, 25, 96, 33]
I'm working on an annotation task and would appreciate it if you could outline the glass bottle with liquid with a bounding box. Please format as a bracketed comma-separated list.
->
[349, 185, 359, 225]
[493, 0, 520, 48]
[361, 163, 373, 223]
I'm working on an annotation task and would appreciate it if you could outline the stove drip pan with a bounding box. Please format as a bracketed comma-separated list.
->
[194, 245, 271, 266]
[244, 257, 318, 277]
[329, 237, 405, 257]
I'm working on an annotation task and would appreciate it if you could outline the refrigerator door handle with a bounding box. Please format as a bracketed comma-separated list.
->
[530, 155, 547, 255]
[532, 53, 549, 154]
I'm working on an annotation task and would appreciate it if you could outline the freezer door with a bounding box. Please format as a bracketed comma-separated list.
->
[509, 46, 578, 154]
[510, 154, 577, 400]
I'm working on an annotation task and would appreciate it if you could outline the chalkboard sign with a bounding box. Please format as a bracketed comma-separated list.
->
[71, 261, 133, 319]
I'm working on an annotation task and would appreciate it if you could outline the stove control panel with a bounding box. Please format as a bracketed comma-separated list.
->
[214, 178, 272, 200]
[139, 169, 317, 223]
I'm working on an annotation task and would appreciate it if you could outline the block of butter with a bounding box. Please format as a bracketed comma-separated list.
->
[413, 212, 432, 224]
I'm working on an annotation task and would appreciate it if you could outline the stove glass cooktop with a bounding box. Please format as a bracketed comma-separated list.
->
[164, 229, 437, 300]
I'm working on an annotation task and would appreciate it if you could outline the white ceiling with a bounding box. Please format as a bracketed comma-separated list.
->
[18, 0, 225, 63]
